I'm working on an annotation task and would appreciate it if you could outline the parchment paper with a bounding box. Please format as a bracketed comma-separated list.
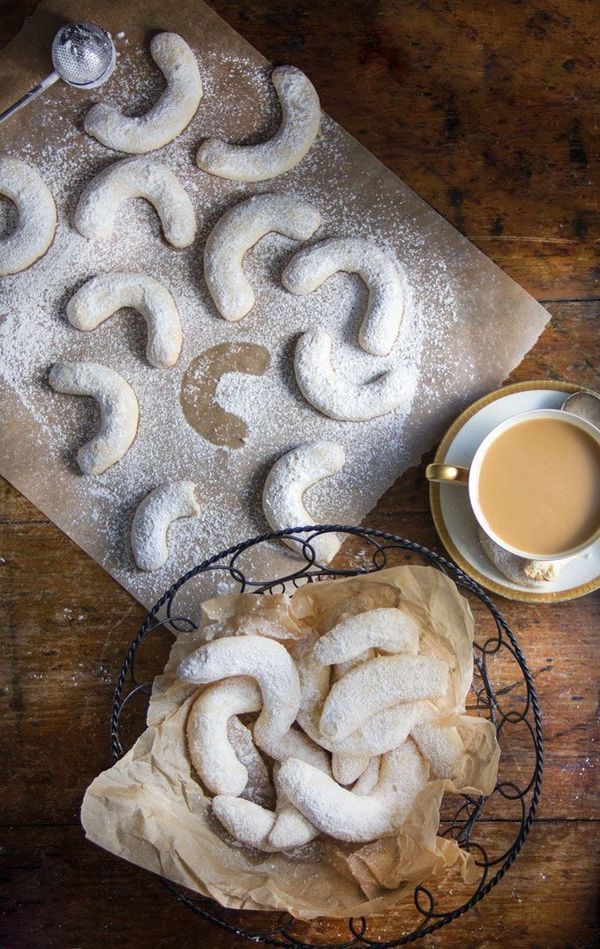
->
[81, 566, 500, 918]
[0, 0, 551, 609]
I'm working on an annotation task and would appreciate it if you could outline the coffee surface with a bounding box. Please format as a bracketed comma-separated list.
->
[477, 418, 600, 556]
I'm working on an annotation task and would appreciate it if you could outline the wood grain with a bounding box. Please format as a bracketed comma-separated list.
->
[1, 1, 599, 947]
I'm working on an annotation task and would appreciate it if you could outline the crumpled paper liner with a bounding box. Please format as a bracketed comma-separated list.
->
[81, 565, 500, 919]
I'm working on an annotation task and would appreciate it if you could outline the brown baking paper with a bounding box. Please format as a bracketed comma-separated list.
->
[0, 0, 552, 611]
[81, 566, 500, 918]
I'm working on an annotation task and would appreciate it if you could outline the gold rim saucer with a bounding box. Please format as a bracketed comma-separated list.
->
[429, 380, 600, 603]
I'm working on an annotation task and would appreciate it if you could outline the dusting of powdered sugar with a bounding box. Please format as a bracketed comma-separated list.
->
[0, 31, 544, 610]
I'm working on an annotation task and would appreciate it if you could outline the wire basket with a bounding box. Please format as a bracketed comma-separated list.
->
[111, 526, 543, 947]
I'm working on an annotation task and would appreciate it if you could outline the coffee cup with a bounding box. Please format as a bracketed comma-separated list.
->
[426, 408, 600, 561]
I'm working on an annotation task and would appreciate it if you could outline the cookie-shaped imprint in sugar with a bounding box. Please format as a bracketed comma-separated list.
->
[411, 720, 465, 782]
[278, 738, 429, 842]
[313, 608, 420, 665]
[180, 342, 270, 449]
[282, 237, 405, 356]
[67, 273, 182, 368]
[178, 635, 301, 759]
[0, 155, 56, 276]
[85, 33, 203, 154]
[197, 65, 320, 181]
[294, 327, 413, 421]
[477, 526, 571, 587]
[186, 677, 263, 796]
[48, 361, 139, 476]
[204, 193, 321, 321]
[320, 654, 450, 742]
[130, 481, 203, 571]
[74, 157, 196, 247]
[262, 441, 346, 565]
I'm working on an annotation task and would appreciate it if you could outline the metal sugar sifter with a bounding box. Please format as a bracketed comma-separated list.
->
[0, 22, 116, 125]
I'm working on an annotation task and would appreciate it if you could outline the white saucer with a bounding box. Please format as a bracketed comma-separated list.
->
[429, 380, 600, 602]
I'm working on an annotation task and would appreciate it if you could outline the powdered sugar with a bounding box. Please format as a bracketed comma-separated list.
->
[0, 25, 550, 608]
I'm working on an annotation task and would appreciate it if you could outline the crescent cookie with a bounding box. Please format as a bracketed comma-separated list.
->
[411, 721, 465, 781]
[227, 717, 275, 809]
[278, 739, 429, 843]
[48, 361, 139, 475]
[331, 752, 372, 786]
[294, 327, 413, 421]
[0, 155, 56, 276]
[262, 441, 346, 565]
[67, 272, 183, 368]
[74, 157, 196, 248]
[197, 65, 320, 181]
[313, 608, 419, 665]
[477, 526, 569, 587]
[293, 636, 431, 759]
[130, 481, 203, 571]
[282, 237, 405, 356]
[204, 193, 321, 321]
[319, 654, 450, 742]
[85, 33, 203, 154]
[177, 635, 301, 758]
[186, 677, 263, 796]
[213, 731, 328, 852]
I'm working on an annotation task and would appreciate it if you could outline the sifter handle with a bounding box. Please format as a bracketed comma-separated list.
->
[0, 71, 59, 125]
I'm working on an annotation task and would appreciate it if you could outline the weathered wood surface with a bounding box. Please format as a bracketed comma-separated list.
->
[1, 0, 599, 946]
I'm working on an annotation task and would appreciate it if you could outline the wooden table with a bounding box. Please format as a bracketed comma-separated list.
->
[2, 1, 598, 945]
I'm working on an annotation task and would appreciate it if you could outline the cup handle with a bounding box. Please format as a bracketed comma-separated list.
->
[425, 463, 469, 484]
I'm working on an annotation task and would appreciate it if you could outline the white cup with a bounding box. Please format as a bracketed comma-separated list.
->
[426, 408, 600, 561]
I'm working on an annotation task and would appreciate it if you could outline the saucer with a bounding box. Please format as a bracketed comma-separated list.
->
[429, 380, 600, 602]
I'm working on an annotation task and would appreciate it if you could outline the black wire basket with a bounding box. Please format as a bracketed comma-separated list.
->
[111, 526, 543, 947]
